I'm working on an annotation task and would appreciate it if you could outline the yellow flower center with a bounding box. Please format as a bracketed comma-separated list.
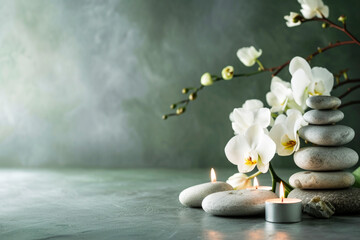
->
[281, 140, 297, 150]
[309, 82, 324, 96]
[244, 156, 257, 166]
[224, 68, 233, 77]
[309, 90, 322, 96]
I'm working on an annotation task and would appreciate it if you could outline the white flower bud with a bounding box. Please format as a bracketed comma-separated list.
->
[298, 0, 329, 19]
[200, 72, 213, 86]
[284, 12, 301, 27]
[236, 46, 262, 67]
[221, 66, 234, 80]
[226, 173, 251, 190]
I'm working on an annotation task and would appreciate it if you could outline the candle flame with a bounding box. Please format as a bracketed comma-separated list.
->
[254, 177, 259, 189]
[210, 168, 216, 183]
[280, 181, 285, 202]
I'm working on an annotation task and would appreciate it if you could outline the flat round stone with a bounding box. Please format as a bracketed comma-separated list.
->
[303, 110, 344, 125]
[299, 125, 355, 146]
[202, 189, 277, 216]
[288, 188, 360, 214]
[306, 96, 341, 110]
[289, 171, 355, 189]
[179, 182, 233, 207]
[294, 147, 358, 171]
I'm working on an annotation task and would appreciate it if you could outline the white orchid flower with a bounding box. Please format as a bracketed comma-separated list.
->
[226, 173, 252, 190]
[266, 77, 305, 114]
[225, 125, 276, 173]
[266, 77, 292, 113]
[290, 56, 334, 109]
[229, 99, 271, 135]
[237, 46, 262, 67]
[269, 109, 308, 156]
[284, 12, 302, 27]
[298, 0, 329, 19]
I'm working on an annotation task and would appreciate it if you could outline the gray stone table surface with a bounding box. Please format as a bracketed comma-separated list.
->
[0, 168, 359, 240]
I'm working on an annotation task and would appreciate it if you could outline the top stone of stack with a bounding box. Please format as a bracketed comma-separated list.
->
[306, 96, 341, 110]
[299, 95, 355, 146]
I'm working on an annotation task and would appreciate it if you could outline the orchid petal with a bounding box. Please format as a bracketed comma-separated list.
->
[257, 158, 269, 173]
[237, 47, 262, 67]
[231, 108, 254, 134]
[244, 125, 263, 150]
[254, 108, 271, 128]
[289, 57, 312, 79]
[255, 134, 276, 164]
[291, 69, 311, 107]
[269, 123, 287, 155]
[242, 99, 263, 110]
[225, 135, 251, 165]
[237, 162, 256, 173]
[318, 5, 329, 18]
[274, 114, 286, 125]
[311, 67, 334, 95]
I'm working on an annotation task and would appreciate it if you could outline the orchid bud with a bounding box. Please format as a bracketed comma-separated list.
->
[221, 66, 234, 80]
[189, 92, 197, 101]
[338, 15, 347, 24]
[182, 88, 189, 94]
[237, 46, 262, 67]
[200, 72, 214, 86]
[176, 107, 185, 115]
[226, 173, 252, 190]
[170, 104, 176, 109]
[162, 115, 168, 120]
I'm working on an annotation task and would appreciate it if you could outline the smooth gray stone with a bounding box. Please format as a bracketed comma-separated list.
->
[202, 189, 277, 216]
[299, 125, 355, 146]
[289, 171, 355, 189]
[179, 182, 233, 207]
[306, 96, 341, 110]
[303, 110, 344, 125]
[288, 188, 360, 214]
[294, 147, 358, 171]
[303, 196, 335, 218]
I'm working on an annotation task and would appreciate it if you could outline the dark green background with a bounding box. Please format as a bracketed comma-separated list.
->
[0, 0, 358, 169]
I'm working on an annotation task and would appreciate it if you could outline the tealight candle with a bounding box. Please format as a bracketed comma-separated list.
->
[265, 182, 302, 223]
[246, 177, 272, 191]
[179, 168, 233, 208]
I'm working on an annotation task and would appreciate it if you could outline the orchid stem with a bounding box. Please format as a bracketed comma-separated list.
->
[268, 162, 293, 197]
[256, 59, 264, 71]
[247, 171, 262, 179]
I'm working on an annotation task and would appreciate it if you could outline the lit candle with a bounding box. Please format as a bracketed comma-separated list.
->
[179, 168, 233, 208]
[265, 182, 302, 223]
[246, 177, 272, 191]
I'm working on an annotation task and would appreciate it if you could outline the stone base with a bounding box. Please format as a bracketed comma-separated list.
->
[288, 188, 360, 215]
[202, 189, 277, 217]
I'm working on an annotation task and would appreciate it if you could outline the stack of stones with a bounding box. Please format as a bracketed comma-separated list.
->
[288, 96, 360, 214]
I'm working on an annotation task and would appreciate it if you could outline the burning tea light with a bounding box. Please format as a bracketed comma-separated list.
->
[265, 182, 302, 223]
[246, 177, 272, 191]
[179, 168, 233, 207]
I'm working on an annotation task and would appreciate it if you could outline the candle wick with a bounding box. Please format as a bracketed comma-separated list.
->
[281, 197, 284, 203]
[255, 186, 258, 190]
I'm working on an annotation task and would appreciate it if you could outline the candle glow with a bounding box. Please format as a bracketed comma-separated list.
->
[279, 181, 285, 203]
[246, 176, 271, 191]
[210, 168, 216, 183]
[253, 177, 259, 189]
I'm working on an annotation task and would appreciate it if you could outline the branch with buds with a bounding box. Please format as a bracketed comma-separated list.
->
[163, 8, 360, 120]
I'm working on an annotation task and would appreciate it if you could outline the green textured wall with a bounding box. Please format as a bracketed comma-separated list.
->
[0, 0, 359, 168]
